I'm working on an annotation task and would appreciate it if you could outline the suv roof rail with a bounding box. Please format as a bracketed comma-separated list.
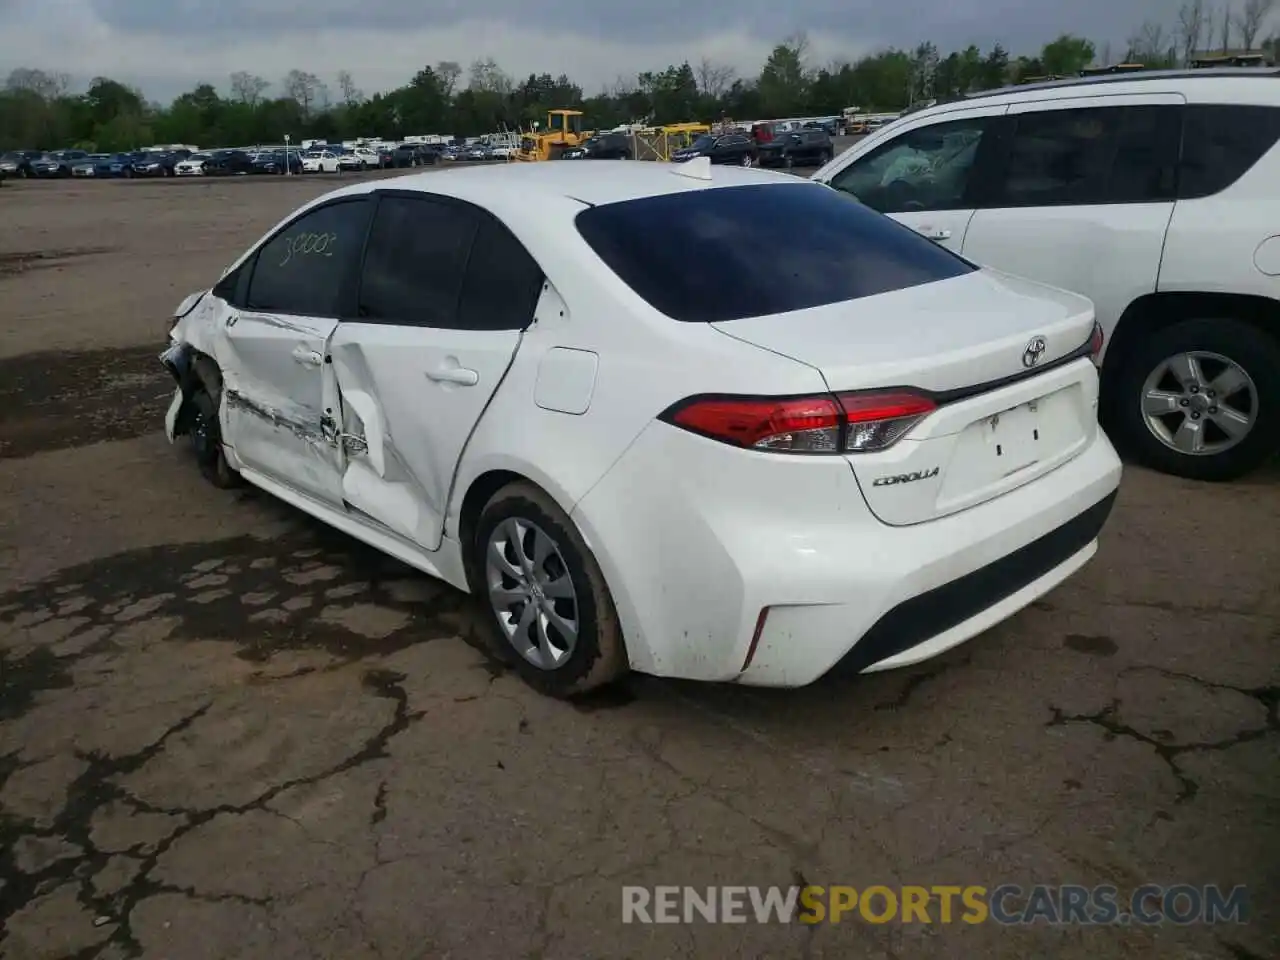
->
[962, 66, 1280, 101]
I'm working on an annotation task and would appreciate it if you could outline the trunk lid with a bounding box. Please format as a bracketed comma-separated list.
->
[712, 269, 1101, 525]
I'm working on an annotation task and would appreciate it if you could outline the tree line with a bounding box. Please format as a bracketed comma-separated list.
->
[1, 0, 1276, 152]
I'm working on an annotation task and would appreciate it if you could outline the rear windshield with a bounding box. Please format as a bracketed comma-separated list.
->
[574, 183, 974, 323]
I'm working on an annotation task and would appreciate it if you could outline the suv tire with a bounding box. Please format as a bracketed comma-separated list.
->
[1114, 317, 1280, 481]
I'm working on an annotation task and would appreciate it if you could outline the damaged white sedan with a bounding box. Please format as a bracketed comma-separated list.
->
[162, 160, 1122, 697]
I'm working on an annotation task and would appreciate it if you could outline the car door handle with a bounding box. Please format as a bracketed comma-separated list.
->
[919, 228, 951, 241]
[426, 366, 479, 386]
[291, 345, 324, 367]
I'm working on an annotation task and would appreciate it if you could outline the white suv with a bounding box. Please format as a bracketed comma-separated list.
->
[815, 68, 1280, 481]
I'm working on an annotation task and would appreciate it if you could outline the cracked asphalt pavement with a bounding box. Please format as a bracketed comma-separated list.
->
[1, 175, 1277, 960]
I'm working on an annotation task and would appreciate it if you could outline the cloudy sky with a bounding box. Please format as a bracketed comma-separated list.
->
[1, 0, 1186, 101]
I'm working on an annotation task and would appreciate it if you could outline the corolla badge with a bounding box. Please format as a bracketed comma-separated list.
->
[872, 466, 940, 487]
[1022, 336, 1047, 368]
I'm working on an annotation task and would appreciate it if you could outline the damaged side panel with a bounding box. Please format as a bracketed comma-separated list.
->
[326, 321, 525, 552]
[164, 290, 345, 506]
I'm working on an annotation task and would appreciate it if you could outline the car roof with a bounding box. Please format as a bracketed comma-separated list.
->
[926, 68, 1280, 113]
[326, 160, 811, 208]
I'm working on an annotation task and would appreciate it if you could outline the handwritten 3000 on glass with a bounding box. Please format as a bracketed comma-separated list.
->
[279, 232, 337, 266]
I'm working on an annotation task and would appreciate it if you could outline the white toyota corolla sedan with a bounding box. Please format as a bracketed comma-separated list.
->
[161, 159, 1122, 697]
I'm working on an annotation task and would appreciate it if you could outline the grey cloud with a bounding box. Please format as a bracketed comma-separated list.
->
[89, 0, 1177, 54]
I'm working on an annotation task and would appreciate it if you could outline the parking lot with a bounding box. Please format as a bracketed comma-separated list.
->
[0, 170, 1277, 959]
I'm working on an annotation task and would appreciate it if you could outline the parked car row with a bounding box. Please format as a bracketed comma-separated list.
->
[0, 142, 453, 182]
[670, 128, 836, 168]
[559, 126, 836, 167]
[1, 148, 195, 179]
[438, 142, 515, 162]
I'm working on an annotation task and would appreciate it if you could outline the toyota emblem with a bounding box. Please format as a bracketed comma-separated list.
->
[1022, 336, 1047, 368]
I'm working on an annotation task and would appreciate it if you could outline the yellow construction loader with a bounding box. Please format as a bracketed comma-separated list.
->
[512, 109, 592, 161]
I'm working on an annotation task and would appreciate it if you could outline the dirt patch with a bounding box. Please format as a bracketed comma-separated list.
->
[0, 346, 170, 458]
[0, 247, 117, 279]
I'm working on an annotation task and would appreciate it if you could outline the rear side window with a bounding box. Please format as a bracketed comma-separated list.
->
[457, 218, 545, 331]
[358, 195, 480, 327]
[992, 105, 1177, 207]
[1178, 104, 1280, 199]
[246, 199, 372, 316]
[575, 183, 974, 324]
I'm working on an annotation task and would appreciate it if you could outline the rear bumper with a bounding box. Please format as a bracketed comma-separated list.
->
[571, 419, 1122, 687]
[827, 490, 1114, 676]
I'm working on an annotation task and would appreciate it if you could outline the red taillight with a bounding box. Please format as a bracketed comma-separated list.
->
[1089, 321, 1105, 365]
[836, 390, 937, 452]
[662, 389, 936, 454]
[668, 395, 842, 452]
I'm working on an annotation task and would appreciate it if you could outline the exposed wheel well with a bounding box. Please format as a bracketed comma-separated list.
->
[457, 469, 528, 590]
[191, 351, 223, 401]
[1101, 291, 1280, 413]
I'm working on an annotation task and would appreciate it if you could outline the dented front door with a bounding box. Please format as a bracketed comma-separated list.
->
[221, 308, 343, 504]
[217, 195, 374, 506]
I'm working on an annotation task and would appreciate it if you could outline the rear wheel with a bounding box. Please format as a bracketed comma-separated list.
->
[1113, 317, 1280, 481]
[741, 153, 754, 167]
[472, 482, 628, 698]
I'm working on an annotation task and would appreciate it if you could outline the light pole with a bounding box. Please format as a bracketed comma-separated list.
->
[284, 133, 292, 175]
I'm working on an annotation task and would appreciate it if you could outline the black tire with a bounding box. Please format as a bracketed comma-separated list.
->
[190, 388, 240, 488]
[1111, 317, 1280, 482]
[471, 482, 628, 697]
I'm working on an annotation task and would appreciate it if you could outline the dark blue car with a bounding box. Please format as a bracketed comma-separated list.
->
[106, 152, 150, 177]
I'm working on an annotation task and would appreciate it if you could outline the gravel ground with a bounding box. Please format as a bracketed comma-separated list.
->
[0, 171, 1276, 960]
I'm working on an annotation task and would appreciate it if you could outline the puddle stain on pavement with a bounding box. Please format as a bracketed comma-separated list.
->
[0, 531, 475, 671]
[0, 346, 170, 459]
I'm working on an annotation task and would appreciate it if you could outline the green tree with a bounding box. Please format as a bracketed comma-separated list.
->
[1040, 34, 1097, 75]
[758, 39, 809, 116]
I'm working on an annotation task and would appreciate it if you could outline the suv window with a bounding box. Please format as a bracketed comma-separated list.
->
[1178, 104, 1280, 199]
[828, 116, 988, 214]
[358, 195, 480, 327]
[992, 105, 1177, 207]
[575, 183, 973, 324]
[245, 199, 372, 316]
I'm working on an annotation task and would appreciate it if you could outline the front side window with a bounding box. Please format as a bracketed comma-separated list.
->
[829, 117, 988, 214]
[245, 199, 372, 316]
[576, 183, 973, 324]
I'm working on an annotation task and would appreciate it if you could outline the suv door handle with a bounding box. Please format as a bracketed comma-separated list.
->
[291, 345, 324, 367]
[426, 366, 479, 386]
[919, 228, 952, 241]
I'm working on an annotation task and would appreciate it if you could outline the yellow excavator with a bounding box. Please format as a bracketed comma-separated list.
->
[513, 109, 591, 161]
